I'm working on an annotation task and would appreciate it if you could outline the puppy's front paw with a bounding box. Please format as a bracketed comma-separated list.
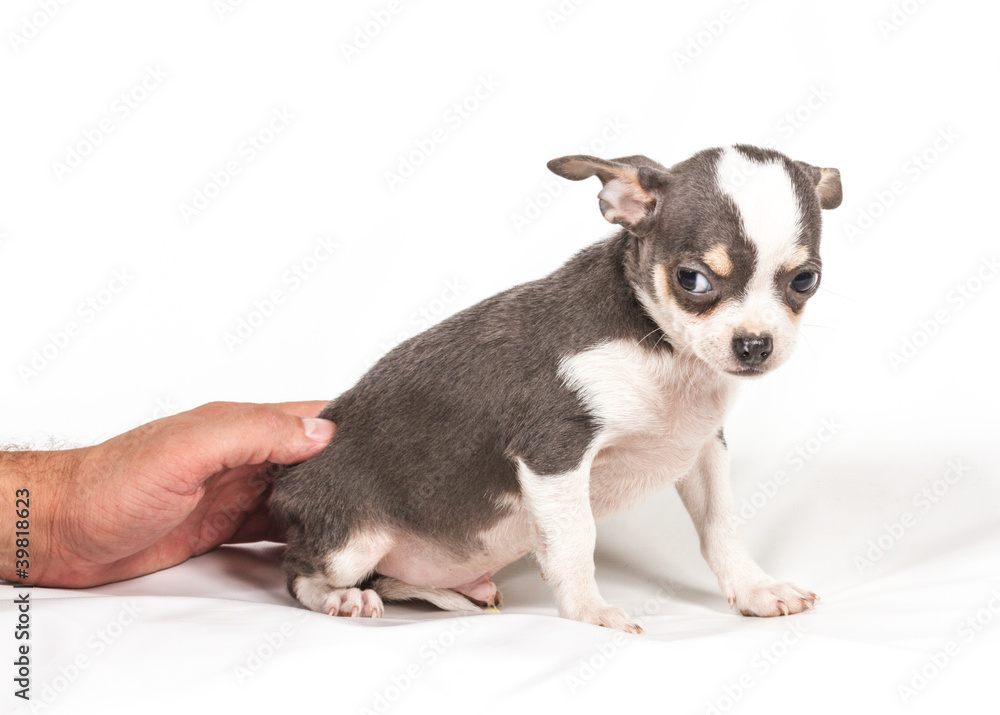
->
[728, 581, 816, 617]
[570, 604, 643, 634]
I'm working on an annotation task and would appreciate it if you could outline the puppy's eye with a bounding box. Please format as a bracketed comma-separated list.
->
[790, 271, 819, 293]
[678, 269, 712, 294]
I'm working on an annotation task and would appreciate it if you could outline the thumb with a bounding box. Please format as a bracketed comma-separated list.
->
[184, 404, 336, 474]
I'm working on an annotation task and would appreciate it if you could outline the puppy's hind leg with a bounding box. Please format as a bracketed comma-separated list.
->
[294, 574, 385, 618]
[290, 530, 393, 619]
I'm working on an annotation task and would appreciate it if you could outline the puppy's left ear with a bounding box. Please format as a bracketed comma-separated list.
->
[794, 161, 843, 210]
[547, 155, 669, 228]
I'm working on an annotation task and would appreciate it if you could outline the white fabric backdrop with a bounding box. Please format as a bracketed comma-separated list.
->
[5, 445, 999, 714]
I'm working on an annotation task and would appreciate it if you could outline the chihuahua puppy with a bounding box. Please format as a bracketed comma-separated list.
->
[271, 145, 842, 632]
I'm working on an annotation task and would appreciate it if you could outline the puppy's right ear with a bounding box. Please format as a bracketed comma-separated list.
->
[547, 155, 667, 228]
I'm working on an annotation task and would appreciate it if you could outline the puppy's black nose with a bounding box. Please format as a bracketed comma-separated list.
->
[732, 334, 772, 366]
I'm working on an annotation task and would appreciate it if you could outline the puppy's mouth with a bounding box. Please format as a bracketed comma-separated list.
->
[724, 366, 768, 378]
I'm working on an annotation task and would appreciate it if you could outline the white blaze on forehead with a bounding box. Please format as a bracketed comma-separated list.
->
[715, 147, 804, 283]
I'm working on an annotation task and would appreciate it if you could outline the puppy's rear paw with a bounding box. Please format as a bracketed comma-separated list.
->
[324, 588, 384, 618]
[571, 604, 643, 634]
[728, 581, 816, 617]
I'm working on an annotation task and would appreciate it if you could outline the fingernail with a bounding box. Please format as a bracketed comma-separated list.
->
[303, 418, 336, 442]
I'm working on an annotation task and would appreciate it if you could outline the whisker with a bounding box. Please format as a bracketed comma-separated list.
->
[798, 331, 822, 361]
[637, 327, 662, 345]
[818, 285, 856, 302]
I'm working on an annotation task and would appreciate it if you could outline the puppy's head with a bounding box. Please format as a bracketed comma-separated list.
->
[548, 145, 842, 377]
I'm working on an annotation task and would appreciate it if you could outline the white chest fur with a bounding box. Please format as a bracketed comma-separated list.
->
[559, 339, 735, 517]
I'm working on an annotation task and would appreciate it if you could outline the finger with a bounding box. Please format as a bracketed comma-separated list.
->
[183, 405, 336, 475]
[189, 401, 244, 418]
[264, 400, 330, 419]
[189, 400, 328, 420]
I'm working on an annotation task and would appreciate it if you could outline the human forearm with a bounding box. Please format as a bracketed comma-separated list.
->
[1, 401, 331, 589]
[0, 448, 80, 585]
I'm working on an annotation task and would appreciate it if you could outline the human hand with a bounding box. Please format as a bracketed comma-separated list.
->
[1, 401, 333, 588]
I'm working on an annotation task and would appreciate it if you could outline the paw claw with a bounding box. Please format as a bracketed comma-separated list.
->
[361, 589, 383, 618]
[572, 604, 643, 634]
[729, 580, 817, 618]
[324, 594, 342, 617]
[322, 588, 384, 619]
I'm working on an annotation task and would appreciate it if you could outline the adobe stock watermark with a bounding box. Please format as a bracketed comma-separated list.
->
[213, 0, 248, 21]
[223, 233, 340, 351]
[151, 396, 183, 420]
[565, 581, 678, 694]
[877, 0, 931, 40]
[7, 0, 71, 54]
[360, 618, 471, 714]
[715, 83, 833, 202]
[755, 84, 834, 151]
[897, 586, 1000, 704]
[842, 126, 959, 244]
[411, 422, 493, 503]
[340, 0, 411, 63]
[735, 416, 844, 526]
[18, 269, 134, 385]
[25, 600, 144, 713]
[545, 0, 589, 30]
[177, 105, 296, 223]
[51, 64, 168, 182]
[672, 0, 753, 72]
[854, 458, 969, 574]
[887, 255, 998, 371]
[705, 620, 808, 714]
[198, 468, 274, 545]
[509, 117, 627, 235]
[233, 611, 310, 684]
[383, 74, 500, 191]
[692, 85, 829, 226]
[354, 277, 467, 376]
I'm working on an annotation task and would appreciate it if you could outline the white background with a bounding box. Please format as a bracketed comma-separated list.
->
[2, 1, 999, 714]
